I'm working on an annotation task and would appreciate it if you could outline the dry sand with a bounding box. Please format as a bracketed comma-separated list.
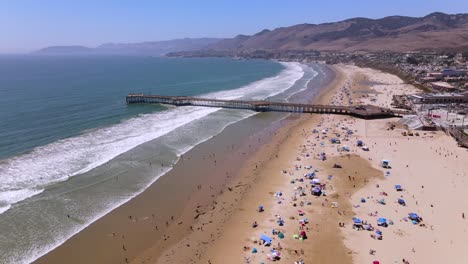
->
[36, 63, 468, 264]
[152, 64, 468, 264]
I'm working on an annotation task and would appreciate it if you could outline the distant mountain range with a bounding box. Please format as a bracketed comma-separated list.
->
[36, 13, 468, 55]
[34, 38, 221, 55]
[208, 12, 468, 53]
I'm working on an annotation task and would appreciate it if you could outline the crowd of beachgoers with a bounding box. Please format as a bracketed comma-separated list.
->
[91, 64, 467, 264]
[219, 65, 468, 264]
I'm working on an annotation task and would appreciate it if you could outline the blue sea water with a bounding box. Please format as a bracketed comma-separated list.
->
[0, 55, 321, 263]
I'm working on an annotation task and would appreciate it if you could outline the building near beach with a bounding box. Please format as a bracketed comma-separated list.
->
[430, 81, 456, 92]
[409, 93, 468, 104]
[442, 69, 468, 77]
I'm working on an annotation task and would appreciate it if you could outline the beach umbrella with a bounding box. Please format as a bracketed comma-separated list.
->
[395, 184, 402, 191]
[408, 213, 420, 220]
[260, 234, 272, 244]
[373, 261, 380, 264]
[377, 218, 387, 224]
[352, 217, 362, 224]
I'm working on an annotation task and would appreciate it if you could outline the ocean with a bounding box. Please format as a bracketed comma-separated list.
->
[0, 55, 323, 263]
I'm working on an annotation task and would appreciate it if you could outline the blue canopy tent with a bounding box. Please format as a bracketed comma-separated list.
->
[377, 217, 388, 227]
[380, 159, 390, 168]
[260, 234, 272, 245]
[377, 218, 387, 224]
[408, 213, 421, 221]
[312, 186, 322, 196]
[398, 198, 406, 205]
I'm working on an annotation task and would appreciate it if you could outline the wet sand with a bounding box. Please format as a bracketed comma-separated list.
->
[35, 64, 336, 264]
[36, 63, 468, 264]
[135, 65, 353, 264]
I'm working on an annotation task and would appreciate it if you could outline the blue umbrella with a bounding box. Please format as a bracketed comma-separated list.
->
[260, 234, 272, 244]
[377, 218, 387, 224]
[408, 213, 419, 220]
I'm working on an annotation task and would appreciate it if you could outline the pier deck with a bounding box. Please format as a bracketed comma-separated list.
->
[126, 94, 412, 119]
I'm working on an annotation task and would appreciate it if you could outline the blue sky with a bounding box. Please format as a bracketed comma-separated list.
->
[1, 0, 467, 53]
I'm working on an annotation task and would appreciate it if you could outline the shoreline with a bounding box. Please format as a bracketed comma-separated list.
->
[35, 62, 468, 264]
[34, 63, 334, 264]
[132, 64, 342, 264]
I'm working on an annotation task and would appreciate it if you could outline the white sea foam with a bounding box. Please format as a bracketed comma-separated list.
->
[0, 62, 304, 217]
[2, 61, 311, 264]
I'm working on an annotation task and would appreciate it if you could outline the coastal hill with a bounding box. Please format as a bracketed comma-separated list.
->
[208, 12, 468, 52]
[34, 38, 221, 55]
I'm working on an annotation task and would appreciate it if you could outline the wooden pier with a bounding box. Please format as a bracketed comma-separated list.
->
[126, 94, 412, 119]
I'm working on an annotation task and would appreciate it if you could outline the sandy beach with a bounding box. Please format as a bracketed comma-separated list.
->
[146, 64, 468, 264]
[35, 63, 468, 264]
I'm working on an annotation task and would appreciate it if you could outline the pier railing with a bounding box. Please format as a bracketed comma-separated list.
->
[126, 94, 412, 119]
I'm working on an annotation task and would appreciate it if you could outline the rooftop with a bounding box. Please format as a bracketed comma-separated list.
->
[431, 82, 456, 89]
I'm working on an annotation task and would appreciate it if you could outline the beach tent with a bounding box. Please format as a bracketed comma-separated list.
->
[380, 159, 390, 168]
[277, 218, 284, 226]
[352, 217, 363, 229]
[377, 218, 388, 227]
[395, 185, 402, 191]
[330, 138, 337, 143]
[312, 178, 320, 185]
[260, 234, 272, 245]
[278, 232, 284, 239]
[357, 140, 363, 146]
[312, 186, 322, 196]
[398, 198, 406, 206]
[408, 213, 422, 222]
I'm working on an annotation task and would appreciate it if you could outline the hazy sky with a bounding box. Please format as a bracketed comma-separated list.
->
[1, 0, 467, 53]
